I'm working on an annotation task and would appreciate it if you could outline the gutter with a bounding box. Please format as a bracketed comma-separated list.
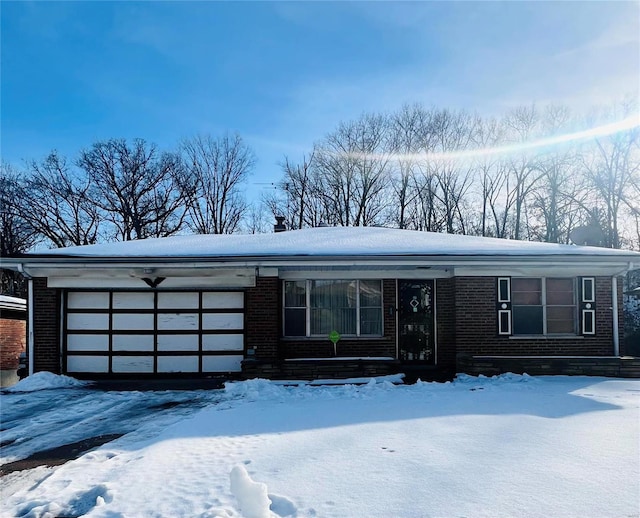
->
[17, 264, 34, 377]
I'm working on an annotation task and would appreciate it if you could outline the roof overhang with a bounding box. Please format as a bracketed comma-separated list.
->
[2, 253, 637, 281]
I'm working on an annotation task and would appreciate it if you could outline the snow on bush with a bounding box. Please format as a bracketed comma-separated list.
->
[4, 371, 88, 392]
[230, 465, 273, 518]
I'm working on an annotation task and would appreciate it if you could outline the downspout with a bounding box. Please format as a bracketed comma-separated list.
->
[18, 265, 35, 376]
[612, 276, 619, 357]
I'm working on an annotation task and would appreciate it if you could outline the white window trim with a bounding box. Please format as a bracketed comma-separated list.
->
[512, 277, 578, 337]
[283, 279, 384, 338]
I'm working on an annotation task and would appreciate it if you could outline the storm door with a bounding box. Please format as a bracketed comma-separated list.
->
[398, 280, 435, 364]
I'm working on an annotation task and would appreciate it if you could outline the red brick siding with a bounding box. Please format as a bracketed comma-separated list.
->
[455, 276, 621, 357]
[280, 279, 397, 359]
[0, 316, 26, 370]
[33, 277, 61, 373]
[245, 277, 280, 361]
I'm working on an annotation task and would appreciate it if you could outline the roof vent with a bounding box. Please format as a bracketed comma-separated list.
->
[274, 216, 287, 233]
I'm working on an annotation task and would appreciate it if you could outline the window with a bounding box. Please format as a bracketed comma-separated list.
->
[283, 280, 383, 337]
[511, 278, 577, 335]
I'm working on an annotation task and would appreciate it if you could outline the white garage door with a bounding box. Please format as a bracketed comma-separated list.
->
[64, 290, 244, 375]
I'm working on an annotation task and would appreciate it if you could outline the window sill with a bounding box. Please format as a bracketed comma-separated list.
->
[508, 335, 584, 340]
[281, 336, 387, 341]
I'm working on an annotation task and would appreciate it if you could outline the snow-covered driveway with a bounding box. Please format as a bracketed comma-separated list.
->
[1, 374, 639, 518]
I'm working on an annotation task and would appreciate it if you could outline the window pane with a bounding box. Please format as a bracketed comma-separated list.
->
[547, 306, 576, 334]
[512, 278, 541, 305]
[310, 280, 333, 308]
[310, 281, 357, 335]
[547, 319, 575, 334]
[512, 278, 541, 292]
[310, 308, 331, 335]
[360, 308, 382, 335]
[360, 280, 382, 307]
[310, 307, 356, 335]
[284, 308, 306, 336]
[513, 306, 543, 334]
[284, 281, 306, 307]
[546, 278, 574, 305]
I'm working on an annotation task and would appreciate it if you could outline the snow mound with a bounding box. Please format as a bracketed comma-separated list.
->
[230, 465, 273, 518]
[454, 372, 539, 385]
[4, 372, 88, 392]
[224, 378, 289, 401]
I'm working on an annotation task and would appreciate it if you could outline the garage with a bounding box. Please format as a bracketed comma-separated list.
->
[63, 290, 245, 375]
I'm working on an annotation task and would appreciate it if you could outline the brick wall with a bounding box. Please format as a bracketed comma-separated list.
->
[435, 278, 456, 371]
[455, 276, 622, 357]
[33, 277, 61, 373]
[279, 279, 397, 359]
[0, 315, 26, 370]
[457, 355, 640, 378]
[245, 276, 280, 361]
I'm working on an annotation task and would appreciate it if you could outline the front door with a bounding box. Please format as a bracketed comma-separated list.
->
[398, 280, 435, 364]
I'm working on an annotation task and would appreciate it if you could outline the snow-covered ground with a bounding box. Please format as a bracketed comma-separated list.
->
[1, 373, 639, 518]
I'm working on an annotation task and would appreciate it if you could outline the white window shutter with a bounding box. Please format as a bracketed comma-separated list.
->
[497, 277, 512, 335]
[580, 277, 596, 335]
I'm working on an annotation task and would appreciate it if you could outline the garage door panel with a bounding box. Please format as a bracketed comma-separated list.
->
[157, 356, 199, 373]
[67, 355, 109, 373]
[202, 313, 243, 330]
[112, 356, 154, 373]
[202, 333, 243, 351]
[202, 292, 243, 309]
[112, 334, 155, 352]
[157, 334, 199, 351]
[202, 355, 242, 372]
[68, 313, 109, 331]
[158, 292, 199, 309]
[65, 290, 245, 375]
[112, 313, 154, 331]
[112, 292, 154, 309]
[157, 313, 199, 330]
[67, 334, 109, 352]
[67, 292, 110, 309]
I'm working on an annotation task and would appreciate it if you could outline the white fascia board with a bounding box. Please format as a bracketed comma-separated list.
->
[280, 269, 452, 280]
[23, 265, 257, 279]
[48, 275, 256, 289]
[9, 255, 637, 278]
[454, 263, 633, 277]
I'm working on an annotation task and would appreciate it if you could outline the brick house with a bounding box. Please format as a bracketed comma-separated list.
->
[2, 227, 639, 381]
[0, 295, 27, 386]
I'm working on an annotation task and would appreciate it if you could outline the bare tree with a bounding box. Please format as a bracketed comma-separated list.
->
[1, 163, 37, 296]
[21, 152, 102, 248]
[77, 139, 186, 240]
[0, 163, 37, 256]
[274, 150, 319, 230]
[387, 104, 434, 229]
[418, 109, 476, 234]
[314, 113, 392, 226]
[501, 105, 545, 240]
[580, 101, 639, 248]
[179, 134, 255, 234]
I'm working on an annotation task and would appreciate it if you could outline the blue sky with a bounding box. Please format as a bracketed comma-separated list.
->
[2, 1, 638, 189]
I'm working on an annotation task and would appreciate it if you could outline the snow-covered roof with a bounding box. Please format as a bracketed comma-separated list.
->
[23, 227, 640, 261]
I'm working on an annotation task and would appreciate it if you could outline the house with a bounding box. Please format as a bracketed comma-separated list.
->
[2, 226, 640, 381]
[0, 295, 27, 387]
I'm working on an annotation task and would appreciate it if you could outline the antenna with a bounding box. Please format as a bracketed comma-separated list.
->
[569, 225, 605, 246]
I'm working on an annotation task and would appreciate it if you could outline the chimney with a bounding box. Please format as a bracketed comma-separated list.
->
[274, 216, 287, 233]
